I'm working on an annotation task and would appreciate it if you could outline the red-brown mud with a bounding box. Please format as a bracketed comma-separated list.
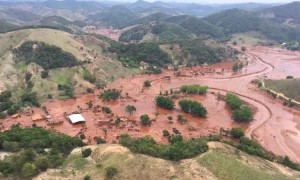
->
[1, 45, 300, 162]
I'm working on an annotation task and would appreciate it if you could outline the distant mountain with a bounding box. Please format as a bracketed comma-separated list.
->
[260, 1, 300, 25]
[204, 9, 300, 42]
[0, 20, 19, 33]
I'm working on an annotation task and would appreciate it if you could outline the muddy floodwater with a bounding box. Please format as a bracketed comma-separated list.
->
[1, 46, 300, 163]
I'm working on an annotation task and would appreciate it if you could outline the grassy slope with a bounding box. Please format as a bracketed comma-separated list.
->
[265, 79, 300, 101]
[35, 143, 299, 180]
[0, 28, 134, 100]
[231, 32, 276, 46]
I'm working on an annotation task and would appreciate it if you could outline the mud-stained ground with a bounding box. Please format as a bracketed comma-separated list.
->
[1, 45, 300, 163]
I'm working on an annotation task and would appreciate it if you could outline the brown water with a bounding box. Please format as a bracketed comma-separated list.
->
[1, 45, 300, 162]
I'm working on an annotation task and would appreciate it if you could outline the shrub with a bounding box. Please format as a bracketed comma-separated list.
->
[225, 93, 242, 109]
[162, 130, 170, 137]
[286, 75, 294, 79]
[35, 156, 49, 171]
[80, 134, 85, 140]
[96, 137, 106, 144]
[178, 100, 207, 117]
[102, 107, 112, 114]
[86, 88, 94, 93]
[106, 166, 118, 178]
[82, 148, 92, 158]
[125, 105, 136, 115]
[21, 163, 36, 177]
[84, 175, 91, 180]
[83, 69, 96, 84]
[155, 96, 174, 110]
[140, 114, 151, 126]
[230, 127, 245, 138]
[2, 141, 20, 152]
[100, 89, 120, 101]
[0, 113, 5, 119]
[41, 70, 49, 79]
[144, 80, 151, 87]
[180, 84, 208, 95]
[115, 117, 121, 126]
[232, 106, 253, 122]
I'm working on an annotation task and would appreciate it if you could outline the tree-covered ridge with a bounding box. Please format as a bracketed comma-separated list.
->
[109, 42, 171, 67]
[0, 124, 85, 177]
[0, 20, 19, 33]
[119, 25, 149, 43]
[13, 41, 79, 70]
[88, 5, 139, 29]
[166, 15, 226, 39]
[204, 9, 300, 42]
[260, 1, 300, 24]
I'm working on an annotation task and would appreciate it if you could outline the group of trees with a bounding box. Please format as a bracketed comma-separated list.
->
[109, 42, 171, 67]
[140, 114, 151, 126]
[120, 134, 208, 161]
[180, 84, 208, 95]
[178, 100, 207, 118]
[232, 62, 244, 72]
[13, 41, 79, 70]
[225, 93, 253, 122]
[82, 69, 96, 84]
[0, 90, 20, 117]
[99, 89, 120, 101]
[155, 96, 174, 110]
[0, 124, 85, 177]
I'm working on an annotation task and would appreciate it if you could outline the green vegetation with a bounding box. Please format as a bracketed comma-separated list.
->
[120, 134, 208, 161]
[82, 148, 92, 158]
[0, 125, 84, 177]
[155, 96, 174, 110]
[225, 93, 253, 122]
[119, 25, 148, 42]
[232, 106, 253, 122]
[180, 84, 208, 95]
[140, 114, 151, 126]
[109, 42, 171, 67]
[198, 150, 293, 180]
[13, 41, 79, 70]
[265, 78, 300, 101]
[99, 89, 120, 101]
[105, 166, 118, 179]
[225, 93, 242, 109]
[232, 62, 243, 72]
[96, 137, 106, 144]
[125, 105, 136, 115]
[82, 69, 96, 84]
[178, 100, 207, 118]
[143, 80, 151, 87]
[230, 127, 245, 138]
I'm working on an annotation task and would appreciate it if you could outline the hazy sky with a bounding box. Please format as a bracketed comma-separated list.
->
[135, 0, 296, 3]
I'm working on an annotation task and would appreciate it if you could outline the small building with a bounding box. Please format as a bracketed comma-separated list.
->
[68, 114, 86, 124]
[31, 114, 45, 121]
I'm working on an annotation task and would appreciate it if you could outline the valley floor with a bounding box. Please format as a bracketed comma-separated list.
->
[1, 45, 300, 163]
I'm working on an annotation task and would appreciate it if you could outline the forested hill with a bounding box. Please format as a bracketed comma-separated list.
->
[203, 9, 300, 42]
[259, 1, 300, 24]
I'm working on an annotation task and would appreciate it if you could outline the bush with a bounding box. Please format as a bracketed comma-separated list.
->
[144, 80, 151, 87]
[281, 156, 300, 170]
[0, 113, 5, 119]
[286, 75, 294, 79]
[162, 130, 170, 137]
[84, 175, 91, 180]
[102, 107, 112, 114]
[83, 69, 96, 84]
[96, 137, 106, 144]
[41, 70, 49, 79]
[106, 166, 118, 178]
[35, 156, 49, 171]
[155, 96, 174, 110]
[232, 106, 253, 122]
[230, 127, 245, 138]
[100, 89, 120, 101]
[82, 148, 92, 158]
[180, 84, 208, 95]
[21, 163, 36, 177]
[119, 134, 208, 161]
[178, 99, 207, 117]
[80, 134, 85, 140]
[140, 114, 151, 126]
[2, 141, 20, 152]
[125, 105, 136, 115]
[225, 93, 242, 109]
[115, 117, 121, 126]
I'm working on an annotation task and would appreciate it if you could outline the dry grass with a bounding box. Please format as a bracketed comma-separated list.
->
[265, 78, 300, 101]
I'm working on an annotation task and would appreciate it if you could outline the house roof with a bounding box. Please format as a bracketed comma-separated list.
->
[68, 114, 86, 124]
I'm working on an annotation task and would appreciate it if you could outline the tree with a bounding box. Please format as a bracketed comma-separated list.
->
[125, 105, 136, 115]
[115, 117, 121, 126]
[144, 80, 151, 87]
[100, 89, 120, 101]
[232, 106, 253, 122]
[155, 96, 174, 110]
[140, 114, 151, 126]
[230, 127, 245, 138]
[21, 163, 36, 177]
[106, 166, 118, 179]
[41, 70, 49, 79]
[163, 130, 170, 137]
[232, 63, 239, 72]
[96, 137, 106, 144]
[82, 148, 92, 158]
[178, 100, 207, 117]
[84, 175, 91, 180]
